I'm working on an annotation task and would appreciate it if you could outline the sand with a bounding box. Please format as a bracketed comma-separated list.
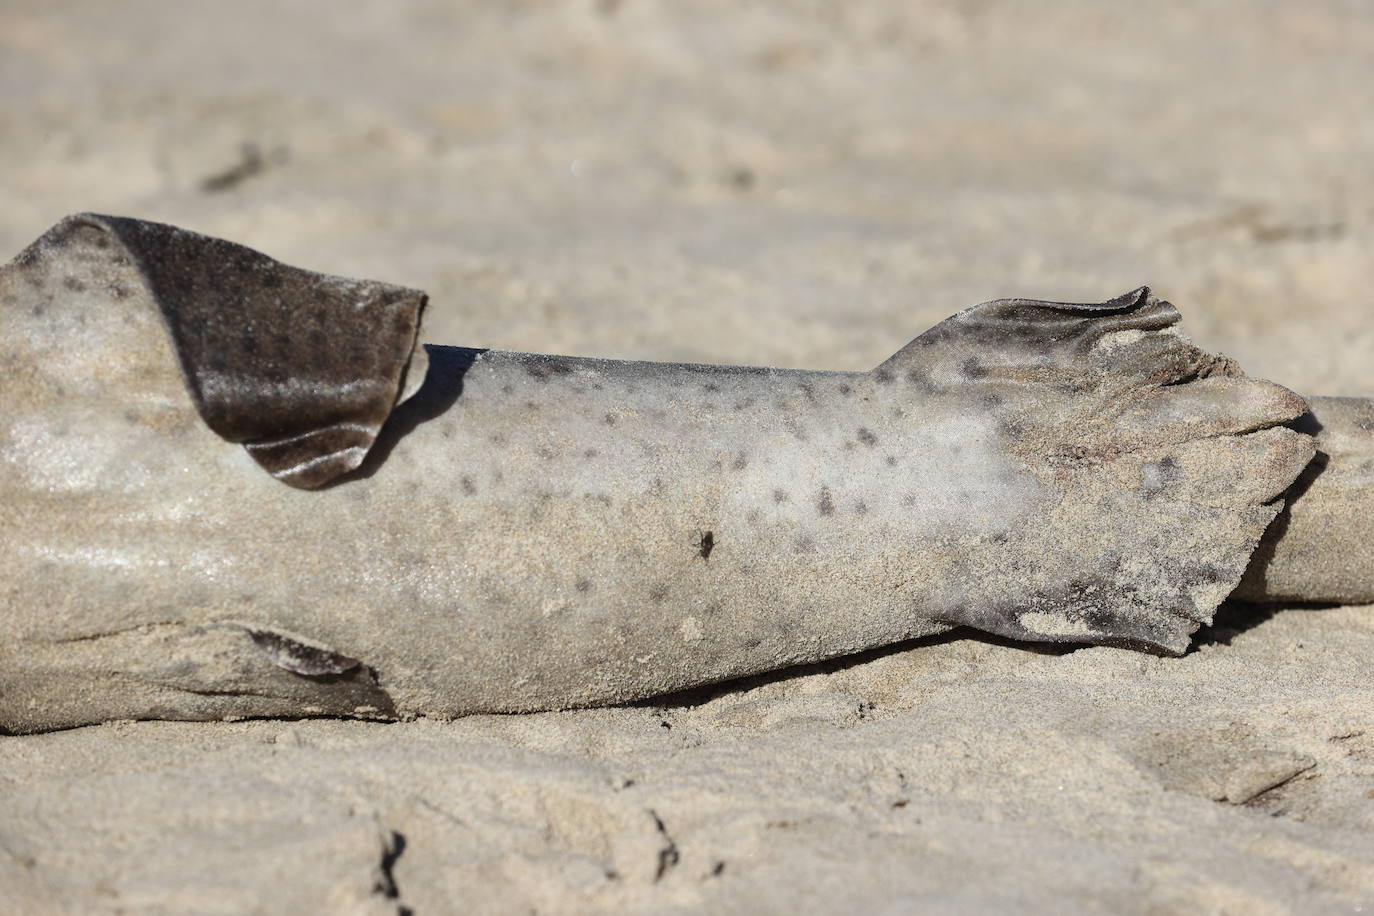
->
[0, 1, 1371, 912]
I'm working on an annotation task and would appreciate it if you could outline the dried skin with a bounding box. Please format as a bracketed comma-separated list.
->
[0, 218, 1319, 733]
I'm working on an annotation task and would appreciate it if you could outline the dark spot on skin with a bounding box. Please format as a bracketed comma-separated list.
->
[818, 487, 835, 516]
[746, 509, 761, 524]
[885, 456, 898, 467]
[649, 584, 669, 603]
[525, 401, 539, 410]
[980, 393, 1003, 410]
[109, 283, 130, 299]
[857, 428, 878, 447]
[1141, 456, 1183, 498]
[575, 578, 592, 593]
[793, 535, 815, 554]
[62, 276, 86, 292]
[592, 382, 604, 390]
[901, 493, 917, 507]
[536, 446, 556, 460]
[799, 382, 816, 402]
[905, 367, 940, 393]
[734, 397, 756, 411]
[703, 383, 720, 392]
[489, 433, 507, 445]
[874, 368, 894, 385]
[732, 452, 748, 470]
[961, 357, 987, 379]
[501, 384, 514, 395]
[843, 441, 856, 451]
[855, 500, 868, 515]
[460, 475, 477, 495]
[999, 418, 1027, 439]
[744, 636, 762, 649]
[839, 384, 852, 396]
[584, 448, 599, 459]
[773, 488, 789, 504]
[697, 530, 715, 560]
[526, 359, 574, 380]
[604, 413, 618, 426]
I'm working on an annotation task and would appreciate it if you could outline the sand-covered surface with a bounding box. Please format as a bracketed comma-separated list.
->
[1, 1, 1372, 912]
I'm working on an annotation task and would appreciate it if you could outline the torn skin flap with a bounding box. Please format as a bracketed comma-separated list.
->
[86, 214, 427, 489]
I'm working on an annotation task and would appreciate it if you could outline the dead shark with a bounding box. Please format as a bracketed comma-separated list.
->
[0, 214, 1364, 734]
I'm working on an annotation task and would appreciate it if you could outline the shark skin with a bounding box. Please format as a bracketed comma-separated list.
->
[0, 216, 1322, 734]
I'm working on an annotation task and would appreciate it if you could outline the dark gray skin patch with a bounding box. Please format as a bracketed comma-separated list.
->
[857, 428, 878, 446]
[818, 487, 835, 516]
[30, 214, 427, 489]
[960, 356, 988, 379]
[247, 629, 362, 676]
[524, 357, 576, 380]
[1141, 457, 1183, 498]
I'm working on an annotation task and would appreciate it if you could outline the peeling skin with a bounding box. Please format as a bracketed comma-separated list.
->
[0, 215, 1337, 734]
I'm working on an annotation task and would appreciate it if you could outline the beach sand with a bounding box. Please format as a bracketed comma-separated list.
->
[1, 1, 1371, 911]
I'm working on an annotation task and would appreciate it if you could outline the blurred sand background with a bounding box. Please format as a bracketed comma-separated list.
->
[1, 1, 1372, 912]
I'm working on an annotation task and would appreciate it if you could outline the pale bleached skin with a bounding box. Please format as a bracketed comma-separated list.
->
[0, 216, 1336, 734]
